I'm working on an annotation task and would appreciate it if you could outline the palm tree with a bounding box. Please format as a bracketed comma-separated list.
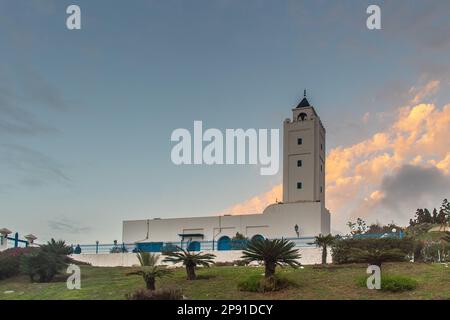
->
[163, 247, 215, 280]
[127, 251, 171, 290]
[241, 238, 301, 278]
[42, 238, 72, 256]
[310, 234, 335, 265]
[348, 248, 406, 271]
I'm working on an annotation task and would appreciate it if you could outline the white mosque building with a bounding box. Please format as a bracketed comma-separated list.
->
[122, 94, 330, 251]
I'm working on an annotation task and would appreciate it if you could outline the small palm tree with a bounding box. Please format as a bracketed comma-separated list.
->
[349, 248, 406, 271]
[163, 247, 215, 280]
[241, 238, 301, 278]
[127, 251, 171, 290]
[310, 234, 335, 265]
[42, 238, 72, 256]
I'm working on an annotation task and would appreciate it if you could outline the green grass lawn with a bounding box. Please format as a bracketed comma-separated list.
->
[1, 262, 449, 300]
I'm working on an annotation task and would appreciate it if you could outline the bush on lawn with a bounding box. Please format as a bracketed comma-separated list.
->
[356, 275, 418, 292]
[126, 287, 183, 300]
[332, 238, 415, 264]
[20, 250, 67, 282]
[0, 247, 37, 280]
[237, 274, 292, 292]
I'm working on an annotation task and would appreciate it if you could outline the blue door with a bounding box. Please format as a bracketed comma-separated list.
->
[217, 236, 231, 251]
[187, 241, 201, 251]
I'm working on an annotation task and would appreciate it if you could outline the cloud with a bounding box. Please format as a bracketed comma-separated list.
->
[380, 165, 450, 209]
[221, 78, 450, 232]
[0, 64, 67, 136]
[220, 184, 282, 215]
[48, 217, 92, 235]
[0, 144, 71, 187]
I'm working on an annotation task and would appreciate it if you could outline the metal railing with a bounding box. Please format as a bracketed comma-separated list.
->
[74, 232, 405, 255]
[75, 236, 318, 254]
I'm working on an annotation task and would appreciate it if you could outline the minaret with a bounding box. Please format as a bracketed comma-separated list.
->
[283, 91, 326, 204]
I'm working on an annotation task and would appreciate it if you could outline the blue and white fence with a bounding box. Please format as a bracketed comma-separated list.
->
[74, 232, 405, 255]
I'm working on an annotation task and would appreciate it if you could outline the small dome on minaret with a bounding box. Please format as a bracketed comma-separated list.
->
[296, 89, 311, 108]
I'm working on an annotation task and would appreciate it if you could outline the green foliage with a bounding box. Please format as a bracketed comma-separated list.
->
[41, 239, 72, 256]
[237, 274, 292, 292]
[348, 248, 406, 268]
[0, 248, 38, 280]
[241, 238, 301, 278]
[311, 234, 335, 264]
[356, 275, 418, 292]
[127, 252, 171, 290]
[331, 238, 414, 264]
[126, 287, 183, 300]
[163, 247, 216, 280]
[19, 250, 66, 282]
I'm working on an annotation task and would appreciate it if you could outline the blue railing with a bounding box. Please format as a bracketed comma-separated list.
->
[5, 233, 29, 248]
[75, 236, 318, 254]
[74, 233, 404, 255]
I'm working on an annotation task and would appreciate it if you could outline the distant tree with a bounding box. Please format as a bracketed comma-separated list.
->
[231, 232, 248, 250]
[232, 232, 247, 241]
[432, 208, 438, 224]
[310, 234, 335, 264]
[439, 199, 450, 231]
[163, 248, 215, 280]
[347, 218, 368, 235]
[241, 238, 301, 278]
[424, 209, 433, 224]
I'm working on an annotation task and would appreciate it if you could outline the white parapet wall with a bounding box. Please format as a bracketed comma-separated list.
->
[70, 247, 331, 267]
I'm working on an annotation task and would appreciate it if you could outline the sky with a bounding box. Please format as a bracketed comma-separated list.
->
[1, 0, 450, 244]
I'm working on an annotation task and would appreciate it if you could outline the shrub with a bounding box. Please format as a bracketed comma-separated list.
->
[241, 238, 301, 278]
[0, 247, 37, 280]
[237, 274, 292, 292]
[331, 238, 415, 264]
[126, 288, 183, 300]
[0, 255, 19, 280]
[19, 250, 66, 282]
[356, 275, 418, 292]
[163, 248, 216, 280]
[382, 275, 418, 292]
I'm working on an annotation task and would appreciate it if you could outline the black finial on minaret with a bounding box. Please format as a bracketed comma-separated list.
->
[296, 89, 311, 108]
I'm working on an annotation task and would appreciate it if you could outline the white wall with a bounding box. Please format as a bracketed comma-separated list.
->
[122, 201, 330, 244]
[70, 247, 331, 267]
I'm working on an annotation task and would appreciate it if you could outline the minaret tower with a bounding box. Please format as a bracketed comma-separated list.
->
[283, 91, 326, 204]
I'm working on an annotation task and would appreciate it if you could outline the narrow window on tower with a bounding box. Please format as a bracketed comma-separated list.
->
[297, 138, 303, 145]
[320, 186, 323, 193]
[320, 164, 323, 172]
[297, 160, 302, 167]
[320, 143, 323, 150]
[297, 182, 302, 189]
